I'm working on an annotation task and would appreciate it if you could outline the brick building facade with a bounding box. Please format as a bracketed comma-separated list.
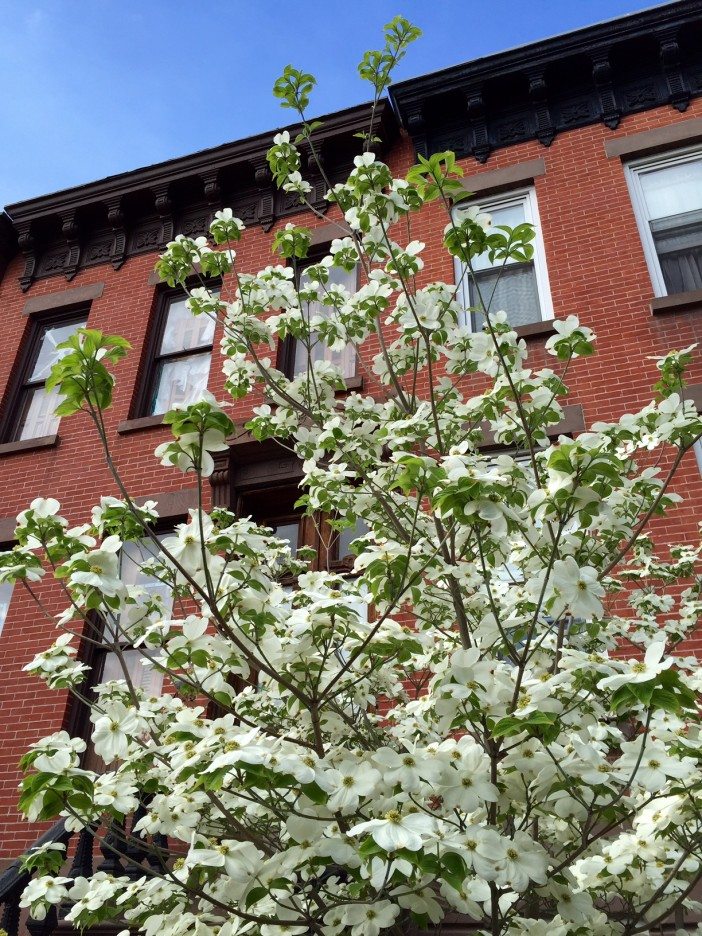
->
[0, 0, 701, 903]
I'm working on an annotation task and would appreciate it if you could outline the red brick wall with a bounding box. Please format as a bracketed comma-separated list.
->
[1, 99, 702, 855]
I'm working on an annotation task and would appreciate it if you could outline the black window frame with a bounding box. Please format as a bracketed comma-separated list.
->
[67, 519, 176, 763]
[277, 247, 360, 382]
[134, 282, 220, 418]
[1, 305, 90, 443]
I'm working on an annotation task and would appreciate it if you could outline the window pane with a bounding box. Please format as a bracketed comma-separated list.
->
[650, 210, 702, 294]
[639, 159, 702, 220]
[101, 648, 163, 697]
[159, 297, 216, 356]
[30, 318, 87, 382]
[15, 384, 62, 440]
[0, 582, 13, 636]
[293, 338, 356, 379]
[271, 521, 300, 554]
[150, 351, 212, 414]
[337, 517, 368, 560]
[120, 538, 172, 607]
[294, 266, 357, 379]
[470, 263, 541, 328]
[471, 201, 527, 273]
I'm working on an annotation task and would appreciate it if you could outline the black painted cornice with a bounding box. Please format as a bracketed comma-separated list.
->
[3, 101, 398, 292]
[0, 214, 17, 283]
[389, 0, 702, 162]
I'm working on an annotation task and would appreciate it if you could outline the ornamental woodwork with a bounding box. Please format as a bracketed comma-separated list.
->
[659, 28, 691, 112]
[592, 53, 621, 130]
[17, 223, 37, 293]
[152, 183, 174, 246]
[60, 210, 81, 281]
[4, 101, 395, 289]
[106, 196, 127, 270]
[527, 69, 555, 147]
[393, 2, 702, 160]
[201, 169, 223, 209]
[465, 87, 490, 164]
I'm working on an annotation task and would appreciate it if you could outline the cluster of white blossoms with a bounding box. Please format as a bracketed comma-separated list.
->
[5, 19, 702, 936]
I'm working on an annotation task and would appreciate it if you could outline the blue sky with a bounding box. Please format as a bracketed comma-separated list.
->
[0, 0, 672, 208]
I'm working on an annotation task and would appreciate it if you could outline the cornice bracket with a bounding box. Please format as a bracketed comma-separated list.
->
[61, 210, 81, 282]
[404, 101, 428, 158]
[210, 448, 232, 509]
[201, 170, 223, 210]
[465, 87, 491, 164]
[17, 222, 37, 293]
[151, 183, 174, 246]
[592, 52, 621, 130]
[300, 141, 329, 213]
[659, 28, 691, 113]
[106, 196, 127, 271]
[251, 158, 275, 232]
[527, 69, 556, 147]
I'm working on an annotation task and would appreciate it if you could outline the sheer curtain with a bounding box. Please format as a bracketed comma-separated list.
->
[469, 263, 541, 329]
[294, 265, 357, 378]
[464, 198, 542, 329]
[640, 158, 702, 294]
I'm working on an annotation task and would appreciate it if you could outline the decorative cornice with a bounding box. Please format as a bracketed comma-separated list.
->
[4, 101, 398, 291]
[0, 213, 17, 283]
[390, 0, 702, 161]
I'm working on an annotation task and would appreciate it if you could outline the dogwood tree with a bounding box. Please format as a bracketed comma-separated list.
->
[6, 17, 702, 936]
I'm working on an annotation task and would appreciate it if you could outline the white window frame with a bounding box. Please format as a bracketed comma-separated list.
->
[0, 581, 13, 638]
[454, 187, 554, 332]
[624, 146, 702, 298]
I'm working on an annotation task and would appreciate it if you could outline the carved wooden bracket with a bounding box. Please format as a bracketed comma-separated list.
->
[151, 183, 174, 246]
[17, 222, 37, 293]
[201, 170, 223, 210]
[527, 69, 555, 147]
[591, 52, 621, 130]
[60, 210, 81, 282]
[404, 101, 427, 158]
[251, 158, 275, 232]
[105, 196, 127, 270]
[659, 28, 691, 113]
[465, 87, 491, 164]
[210, 448, 232, 509]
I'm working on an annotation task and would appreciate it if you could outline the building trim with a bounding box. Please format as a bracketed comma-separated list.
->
[0, 517, 16, 542]
[117, 415, 166, 434]
[459, 159, 546, 197]
[0, 434, 59, 457]
[135, 488, 199, 521]
[650, 288, 702, 314]
[4, 102, 398, 293]
[390, 0, 702, 164]
[22, 282, 104, 316]
[604, 117, 702, 158]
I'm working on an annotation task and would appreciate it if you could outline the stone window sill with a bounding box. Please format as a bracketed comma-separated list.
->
[650, 289, 702, 315]
[117, 414, 166, 434]
[340, 375, 363, 392]
[0, 434, 59, 456]
[514, 320, 557, 339]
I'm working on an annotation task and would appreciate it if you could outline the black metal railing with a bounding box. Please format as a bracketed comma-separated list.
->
[0, 809, 168, 936]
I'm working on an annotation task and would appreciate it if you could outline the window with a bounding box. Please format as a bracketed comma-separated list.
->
[625, 148, 702, 297]
[269, 518, 302, 554]
[0, 581, 13, 637]
[101, 534, 172, 694]
[145, 293, 216, 415]
[8, 311, 88, 441]
[77, 533, 171, 771]
[282, 258, 358, 380]
[455, 189, 553, 331]
[119, 536, 174, 612]
[331, 516, 369, 572]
